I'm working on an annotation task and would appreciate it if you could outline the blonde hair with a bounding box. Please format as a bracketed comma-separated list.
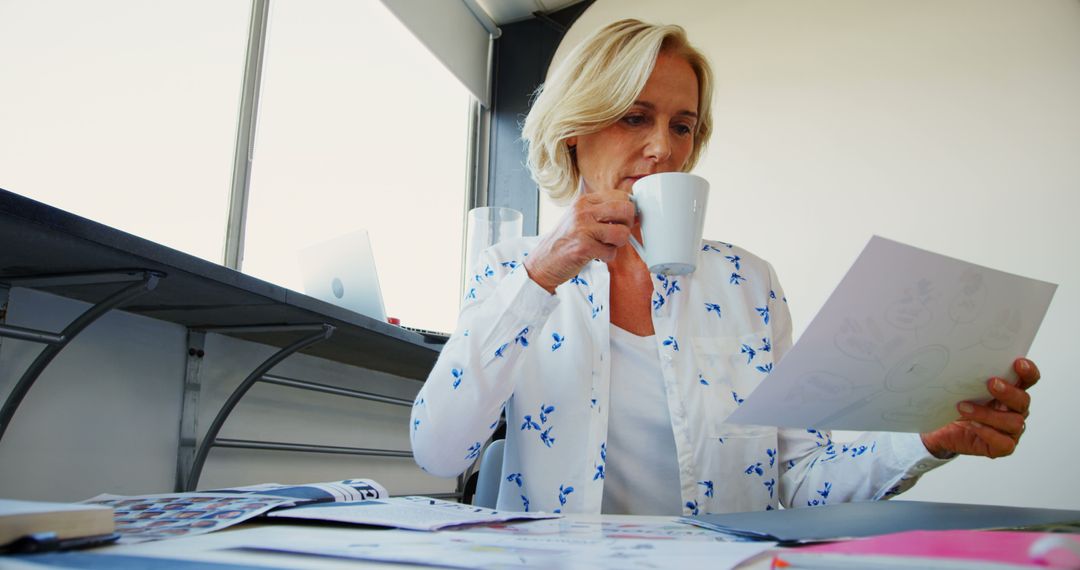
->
[522, 19, 714, 204]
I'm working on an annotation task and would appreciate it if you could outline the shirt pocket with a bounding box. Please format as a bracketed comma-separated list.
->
[691, 332, 776, 407]
[699, 423, 781, 513]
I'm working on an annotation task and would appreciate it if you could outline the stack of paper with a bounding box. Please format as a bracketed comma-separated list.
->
[681, 500, 1080, 543]
[773, 530, 1080, 569]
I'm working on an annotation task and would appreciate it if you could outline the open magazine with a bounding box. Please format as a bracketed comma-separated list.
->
[83, 478, 556, 543]
[83, 478, 387, 544]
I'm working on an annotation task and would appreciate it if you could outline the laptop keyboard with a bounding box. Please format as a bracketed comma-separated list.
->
[400, 325, 451, 344]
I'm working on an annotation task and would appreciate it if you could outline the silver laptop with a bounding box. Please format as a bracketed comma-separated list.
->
[297, 229, 388, 322]
[297, 230, 450, 343]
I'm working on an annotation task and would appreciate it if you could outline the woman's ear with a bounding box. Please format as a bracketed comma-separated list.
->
[566, 136, 577, 149]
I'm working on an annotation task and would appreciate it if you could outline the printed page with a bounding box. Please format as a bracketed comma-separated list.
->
[80, 479, 386, 544]
[728, 236, 1057, 432]
[208, 478, 386, 505]
[266, 496, 558, 531]
[242, 524, 774, 570]
[83, 493, 293, 544]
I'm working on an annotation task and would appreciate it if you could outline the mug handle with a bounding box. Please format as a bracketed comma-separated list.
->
[627, 194, 647, 261]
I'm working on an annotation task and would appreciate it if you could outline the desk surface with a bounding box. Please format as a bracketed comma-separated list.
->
[0, 188, 441, 379]
[11, 516, 776, 569]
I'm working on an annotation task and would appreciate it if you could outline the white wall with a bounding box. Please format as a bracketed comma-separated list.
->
[542, 0, 1080, 509]
[0, 288, 185, 500]
[0, 287, 451, 501]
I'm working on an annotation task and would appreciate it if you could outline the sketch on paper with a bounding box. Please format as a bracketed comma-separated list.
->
[728, 236, 1056, 433]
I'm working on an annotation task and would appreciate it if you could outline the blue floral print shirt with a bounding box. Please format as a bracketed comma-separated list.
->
[411, 237, 951, 515]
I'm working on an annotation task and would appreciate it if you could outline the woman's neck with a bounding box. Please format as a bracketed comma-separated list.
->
[607, 243, 655, 336]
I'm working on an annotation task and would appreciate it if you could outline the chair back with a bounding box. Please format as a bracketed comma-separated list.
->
[472, 439, 505, 508]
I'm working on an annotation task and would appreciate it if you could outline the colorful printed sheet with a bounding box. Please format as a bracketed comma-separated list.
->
[82, 478, 387, 544]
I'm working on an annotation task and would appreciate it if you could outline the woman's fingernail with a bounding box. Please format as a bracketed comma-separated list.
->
[958, 402, 975, 414]
[1018, 359, 1030, 373]
[993, 378, 1007, 392]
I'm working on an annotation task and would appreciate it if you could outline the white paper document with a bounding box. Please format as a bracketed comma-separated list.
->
[265, 495, 559, 531]
[727, 236, 1056, 432]
[243, 519, 774, 570]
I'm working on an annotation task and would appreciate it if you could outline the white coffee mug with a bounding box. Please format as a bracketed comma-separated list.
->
[628, 172, 710, 275]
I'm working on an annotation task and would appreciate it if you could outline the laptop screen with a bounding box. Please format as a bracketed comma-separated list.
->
[297, 229, 387, 322]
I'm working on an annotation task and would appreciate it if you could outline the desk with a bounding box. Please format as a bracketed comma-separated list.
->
[0, 187, 443, 492]
[7, 516, 777, 569]
[0, 187, 442, 377]
[10, 513, 1080, 569]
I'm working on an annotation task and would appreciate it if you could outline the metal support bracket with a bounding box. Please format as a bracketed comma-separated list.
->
[0, 270, 163, 442]
[213, 438, 412, 458]
[183, 323, 335, 491]
[0, 285, 9, 354]
[259, 373, 413, 407]
[175, 330, 207, 492]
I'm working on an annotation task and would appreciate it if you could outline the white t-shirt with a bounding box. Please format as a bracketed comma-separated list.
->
[601, 325, 682, 515]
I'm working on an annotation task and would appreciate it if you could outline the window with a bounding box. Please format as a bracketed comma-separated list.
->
[0, 0, 472, 333]
[0, 0, 249, 262]
[235, 0, 471, 333]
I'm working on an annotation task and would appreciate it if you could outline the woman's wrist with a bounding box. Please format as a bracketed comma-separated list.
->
[523, 258, 560, 294]
[920, 433, 958, 460]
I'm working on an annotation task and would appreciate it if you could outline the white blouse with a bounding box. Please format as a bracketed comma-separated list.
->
[410, 237, 951, 515]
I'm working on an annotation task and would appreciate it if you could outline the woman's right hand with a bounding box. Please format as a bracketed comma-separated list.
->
[524, 189, 637, 293]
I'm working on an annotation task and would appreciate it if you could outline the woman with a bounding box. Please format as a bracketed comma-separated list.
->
[410, 19, 1038, 515]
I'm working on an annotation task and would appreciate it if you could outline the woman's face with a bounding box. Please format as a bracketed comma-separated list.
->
[569, 52, 699, 194]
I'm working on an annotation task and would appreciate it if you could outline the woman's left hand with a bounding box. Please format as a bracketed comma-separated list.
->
[920, 357, 1040, 459]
